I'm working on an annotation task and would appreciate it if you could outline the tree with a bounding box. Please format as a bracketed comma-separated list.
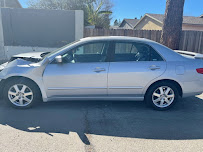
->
[114, 19, 119, 26]
[113, 19, 121, 26]
[160, 0, 185, 49]
[118, 19, 121, 25]
[27, 0, 113, 28]
[86, 1, 112, 28]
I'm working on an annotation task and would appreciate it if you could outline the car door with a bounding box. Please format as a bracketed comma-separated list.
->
[43, 41, 110, 98]
[108, 41, 166, 97]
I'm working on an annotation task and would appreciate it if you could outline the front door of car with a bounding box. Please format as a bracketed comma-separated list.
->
[108, 41, 166, 97]
[43, 42, 110, 98]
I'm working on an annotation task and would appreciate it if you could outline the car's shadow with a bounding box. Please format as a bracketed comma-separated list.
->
[0, 96, 203, 145]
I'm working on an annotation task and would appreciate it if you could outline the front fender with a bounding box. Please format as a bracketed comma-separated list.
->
[0, 58, 49, 101]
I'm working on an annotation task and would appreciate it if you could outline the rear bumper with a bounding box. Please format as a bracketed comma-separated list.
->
[182, 80, 203, 97]
[183, 91, 203, 98]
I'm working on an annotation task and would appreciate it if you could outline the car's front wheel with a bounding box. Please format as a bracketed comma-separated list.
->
[145, 82, 179, 110]
[4, 78, 41, 109]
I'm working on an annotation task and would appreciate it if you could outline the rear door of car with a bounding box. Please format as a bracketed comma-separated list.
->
[108, 41, 167, 97]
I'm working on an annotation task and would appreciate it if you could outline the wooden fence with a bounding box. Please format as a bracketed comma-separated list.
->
[84, 29, 203, 53]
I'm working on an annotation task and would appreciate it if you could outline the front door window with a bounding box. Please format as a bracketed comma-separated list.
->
[61, 42, 108, 63]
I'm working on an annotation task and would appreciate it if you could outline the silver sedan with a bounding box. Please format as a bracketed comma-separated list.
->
[0, 36, 203, 110]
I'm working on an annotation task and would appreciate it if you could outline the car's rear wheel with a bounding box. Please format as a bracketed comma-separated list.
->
[4, 78, 41, 109]
[145, 82, 179, 110]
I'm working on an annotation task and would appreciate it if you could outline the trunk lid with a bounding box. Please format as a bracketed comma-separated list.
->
[175, 50, 203, 59]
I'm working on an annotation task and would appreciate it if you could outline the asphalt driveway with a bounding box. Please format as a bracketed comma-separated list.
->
[1, 95, 203, 152]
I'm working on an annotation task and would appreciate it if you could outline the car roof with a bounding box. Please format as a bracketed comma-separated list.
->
[80, 36, 155, 43]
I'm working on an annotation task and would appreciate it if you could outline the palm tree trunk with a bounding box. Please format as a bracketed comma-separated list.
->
[160, 0, 185, 50]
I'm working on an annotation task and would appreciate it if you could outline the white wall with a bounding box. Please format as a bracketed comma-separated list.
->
[75, 10, 84, 40]
[0, 9, 5, 62]
[0, 9, 84, 64]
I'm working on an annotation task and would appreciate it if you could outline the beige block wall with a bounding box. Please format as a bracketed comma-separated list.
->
[134, 16, 162, 30]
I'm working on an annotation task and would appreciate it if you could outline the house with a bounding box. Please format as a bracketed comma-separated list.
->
[134, 13, 203, 31]
[110, 26, 124, 29]
[0, 0, 22, 8]
[119, 18, 140, 29]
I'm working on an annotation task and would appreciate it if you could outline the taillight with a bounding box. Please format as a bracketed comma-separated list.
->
[196, 68, 203, 74]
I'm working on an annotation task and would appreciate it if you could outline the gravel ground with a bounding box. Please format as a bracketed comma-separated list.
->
[1, 94, 203, 152]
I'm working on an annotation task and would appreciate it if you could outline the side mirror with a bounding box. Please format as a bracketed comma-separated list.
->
[55, 55, 63, 63]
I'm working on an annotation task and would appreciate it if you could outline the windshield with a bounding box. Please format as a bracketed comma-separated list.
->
[42, 40, 80, 59]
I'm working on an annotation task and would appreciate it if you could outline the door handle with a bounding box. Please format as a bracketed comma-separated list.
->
[93, 67, 106, 72]
[149, 65, 160, 70]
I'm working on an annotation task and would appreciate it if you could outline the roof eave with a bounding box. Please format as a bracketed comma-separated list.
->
[145, 14, 163, 24]
[133, 14, 163, 29]
[119, 20, 126, 27]
[119, 20, 134, 28]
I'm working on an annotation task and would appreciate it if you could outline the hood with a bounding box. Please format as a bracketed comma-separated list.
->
[9, 52, 50, 63]
[0, 52, 50, 72]
[13, 52, 44, 59]
[12, 52, 50, 59]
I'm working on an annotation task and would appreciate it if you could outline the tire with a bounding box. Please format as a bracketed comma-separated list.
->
[3, 78, 41, 109]
[145, 82, 179, 111]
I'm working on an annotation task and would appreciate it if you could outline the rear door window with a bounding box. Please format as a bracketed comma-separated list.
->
[113, 42, 163, 62]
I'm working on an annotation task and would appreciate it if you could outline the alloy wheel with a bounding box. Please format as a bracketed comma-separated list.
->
[8, 84, 33, 107]
[152, 86, 175, 108]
